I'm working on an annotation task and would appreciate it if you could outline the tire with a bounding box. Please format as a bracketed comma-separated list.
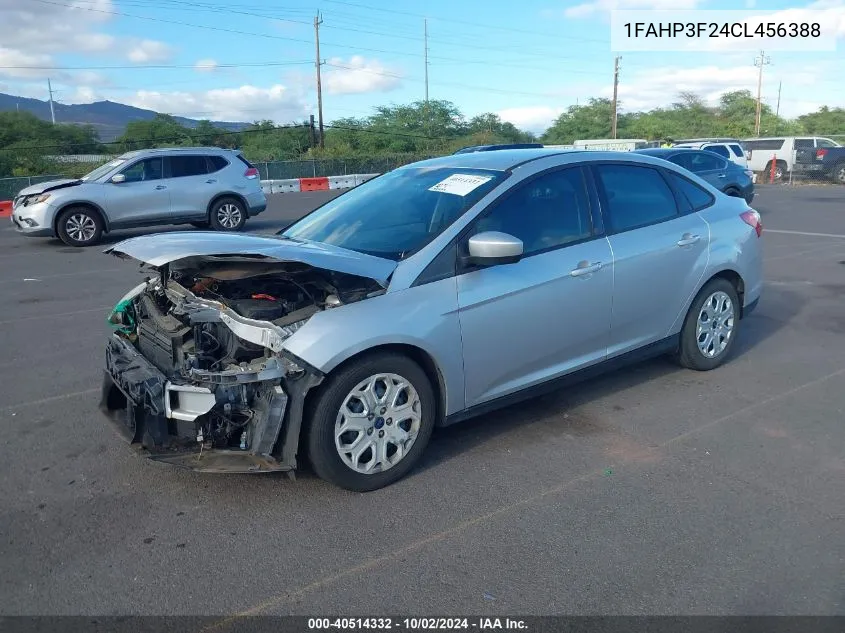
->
[305, 352, 436, 492]
[676, 278, 741, 371]
[833, 162, 845, 185]
[55, 206, 103, 247]
[190, 221, 210, 229]
[208, 197, 247, 232]
[764, 161, 786, 182]
[724, 188, 741, 198]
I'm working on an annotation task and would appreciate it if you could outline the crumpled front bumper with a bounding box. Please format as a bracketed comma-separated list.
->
[99, 334, 319, 474]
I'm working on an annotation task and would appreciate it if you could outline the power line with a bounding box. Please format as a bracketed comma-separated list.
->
[0, 61, 313, 71]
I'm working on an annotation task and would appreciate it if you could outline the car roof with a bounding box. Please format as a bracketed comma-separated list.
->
[119, 147, 240, 159]
[403, 148, 585, 171]
[635, 148, 694, 157]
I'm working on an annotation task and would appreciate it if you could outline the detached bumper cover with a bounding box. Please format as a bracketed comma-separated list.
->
[99, 334, 314, 473]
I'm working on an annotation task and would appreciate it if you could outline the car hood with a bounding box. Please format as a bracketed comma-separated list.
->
[104, 232, 398, 288]
[15, 178, 82, 197]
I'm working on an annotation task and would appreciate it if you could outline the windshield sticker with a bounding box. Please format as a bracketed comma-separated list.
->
[428, 174, 493, 196]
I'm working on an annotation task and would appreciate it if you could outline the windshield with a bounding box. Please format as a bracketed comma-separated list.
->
[82, 159, 126, 181]
[280, 167, 507, 260]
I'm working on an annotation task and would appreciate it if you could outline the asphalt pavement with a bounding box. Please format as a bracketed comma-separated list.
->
[1, 184, 843, 617]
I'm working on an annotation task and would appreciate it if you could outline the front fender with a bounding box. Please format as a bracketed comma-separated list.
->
[282, 278, 466, 415]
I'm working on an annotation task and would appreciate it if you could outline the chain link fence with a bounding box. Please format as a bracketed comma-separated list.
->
[0, 175, 63, 201]
[253, 154, 433, 180]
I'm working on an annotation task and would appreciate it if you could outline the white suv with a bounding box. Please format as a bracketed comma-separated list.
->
[743, 136, 841, 180]
[673, 140, 748, 168]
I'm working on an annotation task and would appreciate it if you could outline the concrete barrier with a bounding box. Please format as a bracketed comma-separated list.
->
[354, 173, 379, 186]
[328, 175, 356, 190]
[299, 177, 330, 192]
[0, 200, 12, 218]
[271, 179, 301, 194]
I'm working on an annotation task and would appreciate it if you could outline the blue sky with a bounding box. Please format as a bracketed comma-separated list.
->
[1, 0, 843, 133]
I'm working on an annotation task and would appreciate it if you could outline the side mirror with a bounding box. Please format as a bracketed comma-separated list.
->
[111, 174, 126, 184]
[465, 231, 523, 267]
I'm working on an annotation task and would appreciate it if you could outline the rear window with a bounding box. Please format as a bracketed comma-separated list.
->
[729, 144, 745, 158]
[236, 154, 255, 168]
[666, 171, 715, 212]
[208, 156, 229, 172]
[170, 155, 209, 177]
[745, 139, 785, 151]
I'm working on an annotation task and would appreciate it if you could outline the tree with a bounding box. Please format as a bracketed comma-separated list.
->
[797, 106, 845, 135]
[541, 99, 616, 144]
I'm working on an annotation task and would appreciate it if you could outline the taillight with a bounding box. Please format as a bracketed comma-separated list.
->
[244, 167, 259, 179]
[740, 209, 763, 237]
[816, 148, 828, 161]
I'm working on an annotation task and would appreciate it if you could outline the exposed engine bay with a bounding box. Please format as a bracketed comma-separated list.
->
[100, 257, 384, 472]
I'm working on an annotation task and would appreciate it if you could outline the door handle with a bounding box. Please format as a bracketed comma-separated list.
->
[570, 261, 602, 277]
[155, 185, 167, 190]
[206, 179, 217, 184]
[677, 233, 701, 247]
[718, 173, 726, 178]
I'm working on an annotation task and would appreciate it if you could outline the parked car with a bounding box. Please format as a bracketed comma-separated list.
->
[636, 148, 755, 203]
[99, 148, 763, 491]
[11, 147, 267, 247]
[743, 136, 841, 180]
[672, 140, 748, 168]
[793, 143, 845, 184]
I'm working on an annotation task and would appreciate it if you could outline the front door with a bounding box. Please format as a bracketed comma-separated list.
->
[591, 162, 710, 357]
[456, 167, 614, 408]
[105, 157, 171, 227]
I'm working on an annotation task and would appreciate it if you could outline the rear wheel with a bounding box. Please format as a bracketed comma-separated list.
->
[306, 352, 436, 492]
[724, 188, 742, 198]
[764, 160, 786, 181]
[56, 206, 103, 247]
[209, 197, 247, 232]
[676, 278, 741, 371]
[833, 161, 845, 184]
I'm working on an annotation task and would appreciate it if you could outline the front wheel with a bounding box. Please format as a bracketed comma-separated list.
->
[209, 197, 247, 232]
[306, 352, 436, 492]
[56, 206, 103, 247]
[676, 279, 741, 371]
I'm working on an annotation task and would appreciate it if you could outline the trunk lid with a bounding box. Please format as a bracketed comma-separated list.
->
[104, 231, 398, 288]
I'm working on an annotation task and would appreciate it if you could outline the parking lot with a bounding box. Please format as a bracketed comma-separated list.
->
[1, 184, 843, 617]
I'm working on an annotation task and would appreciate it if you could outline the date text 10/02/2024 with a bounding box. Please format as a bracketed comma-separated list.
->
[622, 22, 821, 38]
[308, 618, 528, 630]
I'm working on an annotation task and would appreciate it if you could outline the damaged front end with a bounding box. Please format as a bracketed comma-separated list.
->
[99, 236, 391, 474]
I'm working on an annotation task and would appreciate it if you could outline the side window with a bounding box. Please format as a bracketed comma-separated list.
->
[729, 144, 745, 158]
[594, 164, 678, 233]
[688, 151, 725, 172]
[794, 138, 814, 149]
[666, 171, 715, 212]
[705, 144, 730, 159]
[667, 153, 693, 171]
[746, 139, 785, 151]
[170, 155, 209, 178]
[207, 156, 229, 172]
[816, 138, 838, 148]
[470, 168, 592, 257]
[120, 157, 163, 183]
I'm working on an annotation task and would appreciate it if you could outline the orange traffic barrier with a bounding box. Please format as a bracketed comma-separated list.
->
[299, 177, 330, 192]
[0, 200, 12, 218]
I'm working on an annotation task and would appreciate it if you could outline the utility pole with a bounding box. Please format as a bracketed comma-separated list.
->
[424, 18, 429, 103]
[610, 56, 621, 139]
[314, 13, 325, 149]
[753, 50, 771, 136]
[47, 78, 56, 124]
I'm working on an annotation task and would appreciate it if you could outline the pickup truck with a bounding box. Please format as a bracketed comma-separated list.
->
[794, 145, 845, 184]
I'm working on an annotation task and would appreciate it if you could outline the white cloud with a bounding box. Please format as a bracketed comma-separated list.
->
[0, 47, 55, 80]
[126, 85, 310, 122]
[565, 0, 701, 19]
[127, 40, 174, 64]
[194, 59, 219, 73]
[322, 56, 402, 95]
[496, 106, 566, 134]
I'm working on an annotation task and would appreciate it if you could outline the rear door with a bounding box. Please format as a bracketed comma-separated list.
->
[166, 154, 217, 220]
[592, 162, 710, 357]
[671, 151, 729, 190]
[104, 157, 171, 226]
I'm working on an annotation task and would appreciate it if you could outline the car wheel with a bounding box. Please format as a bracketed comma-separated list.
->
[306, 352, 436, 492]
[190, 221, 210, 229]
[724, 188, 741, 197]
[834, 162, 845, 184]
[209, 197, 247, 232]
[56, 206, 103, 247]
[764, 161, 785, 181]
[676, 278, 741, 371]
